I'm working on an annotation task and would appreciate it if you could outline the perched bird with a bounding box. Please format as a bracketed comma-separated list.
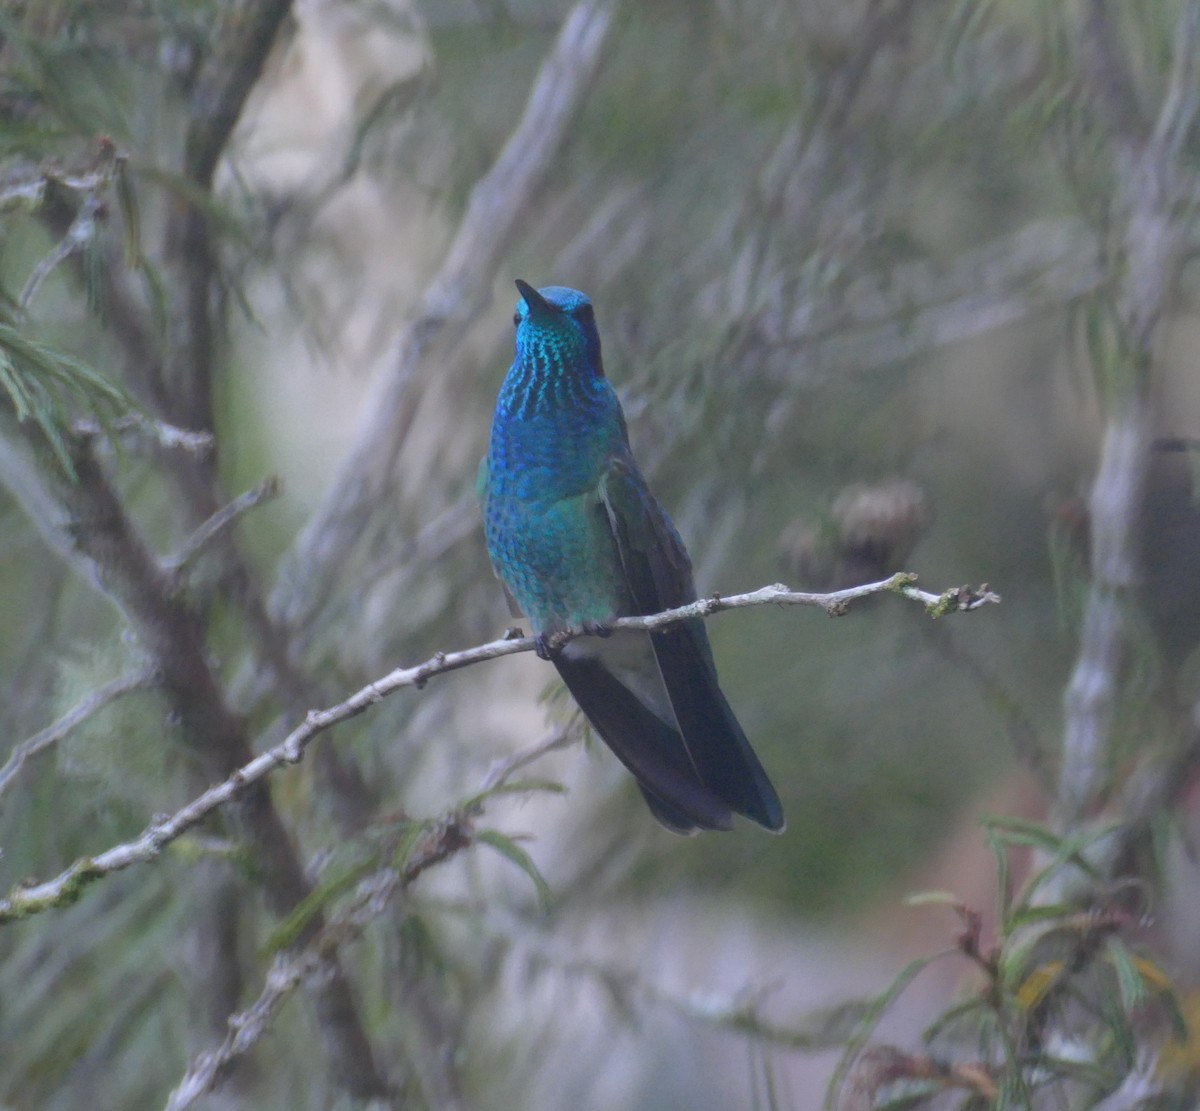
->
[480, 280, 784, 834]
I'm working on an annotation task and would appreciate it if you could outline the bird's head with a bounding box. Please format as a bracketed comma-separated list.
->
[512, 279, 604, 378]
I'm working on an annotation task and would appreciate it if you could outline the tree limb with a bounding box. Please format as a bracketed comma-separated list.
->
[0, 571, 997, 925]
[0, 414, 390, 1100]
[1058, 1, 1200, 826]
[0, 668, 155, 806]
[162, 476, 281, 577]
[164, 0, 296, 435]
[165, 815, 472, 1111]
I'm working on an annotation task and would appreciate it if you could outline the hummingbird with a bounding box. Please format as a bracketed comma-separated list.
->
[479, 280, 784, 834]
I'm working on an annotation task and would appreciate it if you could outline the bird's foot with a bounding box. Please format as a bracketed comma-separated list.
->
[535, 621, 613, 660]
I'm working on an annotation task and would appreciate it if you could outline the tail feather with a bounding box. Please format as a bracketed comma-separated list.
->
[554, 624, 784, 833]
[650, 620, 786, 832]
[636, 785, 704, 835]
[554, 653, 735, 832]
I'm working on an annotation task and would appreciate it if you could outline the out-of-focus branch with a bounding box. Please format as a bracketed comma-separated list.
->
[771, 218, 1105, 378]
[165, 815, 473, 1111]
[164, 0, 295, 435]
[0, 571, 997, 925]
[19, 194, 105, 311]
[1057, 1, 1200, 826]
[1149, 2, 1200, 175]
[0, 413, 390, 1101]
[163, 476, 281, 576]
[1079, 0, 1147, 147]
[0, 668, 155, 805]
[1122, 0, 1200, 351]
[481, 725, 577, 793]
[183, 0, 295, 192]
[165, 721, 572, 1109]
[923, 624, 1052, 789]
[0, 145, 125, 212]
[164, 713, 856, 1111]
[754, 0, 917, 212]
[501, 920, 859, 1053]
[1089, 1062, 1166, 1111]
[720, 0, 917, 322]
[1060, 408, 1149, 821]
[271, 0, 619, 635]
[75, 414, 215, 457]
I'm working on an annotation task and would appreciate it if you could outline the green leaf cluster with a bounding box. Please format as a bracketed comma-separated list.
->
[827, 818, 1187, 1110]
[0, 322, 133, 476]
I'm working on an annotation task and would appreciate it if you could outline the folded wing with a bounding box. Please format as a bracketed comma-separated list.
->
[554, 455, 784, 833]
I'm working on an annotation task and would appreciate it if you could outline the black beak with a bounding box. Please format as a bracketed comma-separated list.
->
[515, 279, 554, 316]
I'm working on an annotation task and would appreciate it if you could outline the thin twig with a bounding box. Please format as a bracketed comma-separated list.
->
[163, 477, 281, 576]
[0, 143, 124, 214]
[0, 572, 996, 925]
[923, 624, 1051, 790]
[0, 379, 386, 1100]
[165, 816, 471, 1110]
[481, 724, 578, 793]
[1148, 1, 1200, 170]
[0, 669, 155, 805]
[0, 173, 46, 211]
[75, 414, 215, 457]
[167, 706, 852, 1110]
[439, 902, 865, 1053]
[19, 195, 104, 311]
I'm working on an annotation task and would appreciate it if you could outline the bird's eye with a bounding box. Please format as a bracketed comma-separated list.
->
[513, 312, 521, 326]
[575, 304, 594, 324]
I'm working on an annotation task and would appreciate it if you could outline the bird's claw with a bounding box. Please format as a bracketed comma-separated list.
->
[534, 622, 612, 660]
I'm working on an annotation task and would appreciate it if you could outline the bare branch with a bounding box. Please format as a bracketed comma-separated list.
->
[165, 699, 856, 1111]
[183, 0, 295, 191]
[1058, 4, 1200, 826]
[0, 404, 387, 1101]
[163, 477, 281, 576]
[0, 144, 125, 214]
[0, 669, 155, 806]
[19, 195, 105, 311]
[164, 0, 296, 437]
[75, 414, 216, 457]
[0, 571, 996, 925]
[481, 725, 578, 794]
[508, 925, 855, 1052]
[1148, 0, 1200, 169]
[0, 172, 47, 211]
[1078, 0, 1147, 148]
[1060, 406, 1150, 821]
[165, 816, 471, 1110]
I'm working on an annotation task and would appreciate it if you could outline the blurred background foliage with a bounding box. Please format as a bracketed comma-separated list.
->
[1, 0, 1199, 1108]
